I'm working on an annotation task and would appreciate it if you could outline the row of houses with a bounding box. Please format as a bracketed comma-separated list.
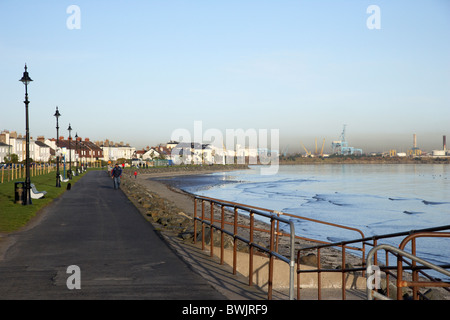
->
[0, 131, 51, 163]
[1, 129, 270, 166]
[0, 130, 136, 164]
[134, 141, 263, 165]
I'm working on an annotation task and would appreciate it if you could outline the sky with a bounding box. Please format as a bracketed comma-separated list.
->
[1, 0, 449, 154]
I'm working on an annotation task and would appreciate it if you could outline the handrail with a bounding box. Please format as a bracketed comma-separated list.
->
[397, 232, 450, 300]
[366, 243, 450, 300]
[296, 225, 450, 300]
[196, 195, 365, 240]
[193, 195, 450, 300]
[194, 195, 296, 300]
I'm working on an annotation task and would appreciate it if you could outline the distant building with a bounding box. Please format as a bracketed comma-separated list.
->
[98, 140, 135, 163]
[0, 142, 10, 162]
[34, 140, 51, 162]
[0, 130, 35, 162]
[45, 136, 103, 164]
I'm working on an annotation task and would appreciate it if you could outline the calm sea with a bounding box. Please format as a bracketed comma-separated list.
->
[163, 164, 450, 272]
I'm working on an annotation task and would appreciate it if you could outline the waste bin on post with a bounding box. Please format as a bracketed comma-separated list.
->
[14, 181, 25, 204]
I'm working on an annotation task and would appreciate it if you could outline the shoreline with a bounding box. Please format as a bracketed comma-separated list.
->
[120, 165, 450, 299]
[279, 157, 450, 165]
[120, 165, 363, 268]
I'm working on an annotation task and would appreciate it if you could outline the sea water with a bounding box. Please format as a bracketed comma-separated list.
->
[164, 164, 450, 275]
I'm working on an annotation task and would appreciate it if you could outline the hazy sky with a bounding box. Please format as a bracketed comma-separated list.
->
[1, 0, 449, 153]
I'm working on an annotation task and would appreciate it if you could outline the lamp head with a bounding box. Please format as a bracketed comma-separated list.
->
[54, 106, 61, 119]
[19, 64, 33, 85]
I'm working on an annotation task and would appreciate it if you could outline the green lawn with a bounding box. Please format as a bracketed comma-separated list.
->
[0, 170, 88, 233]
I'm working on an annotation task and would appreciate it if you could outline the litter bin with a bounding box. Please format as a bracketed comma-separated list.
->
[14, 181, 25, 204]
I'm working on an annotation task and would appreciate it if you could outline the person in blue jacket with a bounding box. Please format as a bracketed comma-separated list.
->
[111, 163, 122, 189]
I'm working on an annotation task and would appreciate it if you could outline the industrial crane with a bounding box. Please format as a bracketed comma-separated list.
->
[331, 125, 362, 155]
[301, 138, 325, 157]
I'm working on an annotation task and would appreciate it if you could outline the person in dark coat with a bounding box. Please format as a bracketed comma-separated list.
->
[111, 163, 122, 189]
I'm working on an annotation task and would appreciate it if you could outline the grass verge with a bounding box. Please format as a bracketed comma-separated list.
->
[0, 170, 88, 233]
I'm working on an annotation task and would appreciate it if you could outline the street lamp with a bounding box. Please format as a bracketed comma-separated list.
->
[68, 124, 72, 179]
[75, 132, 78, 176]
[19, 64, 33, 205]
[54, 106, 61, 187]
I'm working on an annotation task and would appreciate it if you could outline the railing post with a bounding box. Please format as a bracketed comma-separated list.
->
[317, 248, 321, 300]
[193, 198, 197, 244]
[297, 252, 301, 300]
[233, 207, 238, 275]
[221, 205, 225, 265]
[268, 217, 275, 300]
[289, 220, 295, 300]
[276, 214, 280, 253]
[210, 201, 214, 257]
[201, 200, 205, 251]
[249, 211, 254, 286]
[412, 237, 418, 300]
[341, 245, 346, 300]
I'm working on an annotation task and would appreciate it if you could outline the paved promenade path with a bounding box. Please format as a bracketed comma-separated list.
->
[0, 170, 226, 299]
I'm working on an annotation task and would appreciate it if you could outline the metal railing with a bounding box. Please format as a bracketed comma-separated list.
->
[194, 195, 366, 252]
[193, 195, 450, 300]
[367, 238, 450, 300]
[297, 226, 450, 300]
[193, 195, 296, 300]
[193, 195, 368, 300]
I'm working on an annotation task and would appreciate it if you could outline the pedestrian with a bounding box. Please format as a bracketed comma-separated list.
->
[134, 170, 137, 179]
[111, 163, 122, 189]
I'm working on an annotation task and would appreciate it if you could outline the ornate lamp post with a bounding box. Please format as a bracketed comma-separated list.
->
[54, 106, 61, 187]
[19, 64, 33, 205]
[68, 123, 72, 179]
[75, 132, 78, 176]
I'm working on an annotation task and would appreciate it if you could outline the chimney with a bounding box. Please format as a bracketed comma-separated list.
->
[85, 138, 90, 142]
[413, 134, 417, 148]
[444, 135, 447, 152]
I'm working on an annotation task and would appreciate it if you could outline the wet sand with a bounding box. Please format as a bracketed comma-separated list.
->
[121, 166, 363, 269]
[117, 166, 450, 299]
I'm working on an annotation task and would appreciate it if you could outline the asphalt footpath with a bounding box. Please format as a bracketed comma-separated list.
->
[0, 170, 238, 300]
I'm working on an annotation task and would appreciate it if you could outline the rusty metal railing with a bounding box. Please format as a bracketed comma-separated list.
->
[192, 195, 367, 300]
[194, 195, 366, 252]
[193, 195, 450, 300]
[297, 226, 450, 300]
[367, 233, 450, 300]
[193, 195, 296, 300]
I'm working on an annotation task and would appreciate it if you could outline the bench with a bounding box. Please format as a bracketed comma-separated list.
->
[30, 183, 47, 199]
[58, 174, 69, 183]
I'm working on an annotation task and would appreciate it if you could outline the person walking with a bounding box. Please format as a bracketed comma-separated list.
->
[111, 163, 122, 189]
[134, 170, 137, 179]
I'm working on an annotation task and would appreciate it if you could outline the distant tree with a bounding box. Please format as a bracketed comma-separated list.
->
[5, 153, 19, 163]
[117, 158, 127, 164]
